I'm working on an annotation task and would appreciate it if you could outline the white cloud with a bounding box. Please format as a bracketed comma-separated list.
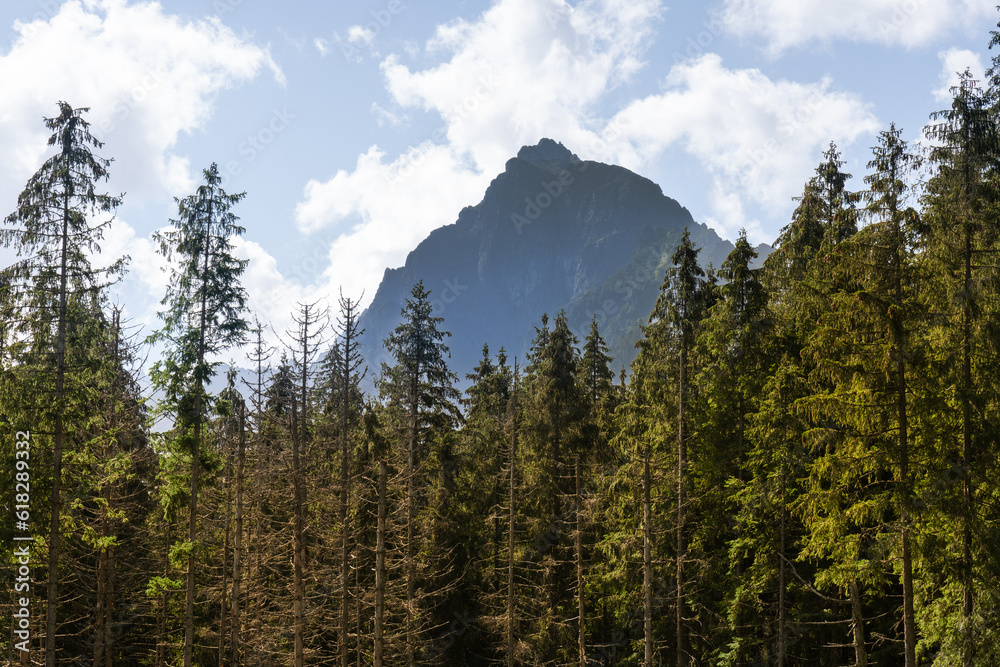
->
[610, 54, 880, 239]
[295, 0, 663, 307]
[295, 143, 487, 302]
[314, 37, 330, 56]
[347, 25, 376, 47]
[371, 102, 406, 127]
[720, 0, 995, 55]
[295, 0, 880, 293]
[98, 217, 168, 328]
[380, 0, 660, 168]
[934, 47, 986, 101]
[234, 237, 315, 342]
[0, 0, 283, 208]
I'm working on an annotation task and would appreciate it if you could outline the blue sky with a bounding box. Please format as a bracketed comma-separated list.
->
[0, 0, 995, 346]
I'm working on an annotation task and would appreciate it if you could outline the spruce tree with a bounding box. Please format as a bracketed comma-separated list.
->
[147, 162, 249, 667]
[798, 124, 924, 665]
[699, 228, 770, 661]
[657, 229, 707, 666]
[922, 70, 1000, 665]
[580, 315, 614, 407]
[1, 101, 124, 667]
[377, 280, 461, 666]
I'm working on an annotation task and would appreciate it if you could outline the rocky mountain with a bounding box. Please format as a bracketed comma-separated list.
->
[357, 138, 769, 391]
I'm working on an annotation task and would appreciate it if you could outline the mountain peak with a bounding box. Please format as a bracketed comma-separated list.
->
[515, 138, 580, 167]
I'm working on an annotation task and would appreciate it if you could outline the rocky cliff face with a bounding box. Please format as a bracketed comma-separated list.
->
[357, 138, 768, 389]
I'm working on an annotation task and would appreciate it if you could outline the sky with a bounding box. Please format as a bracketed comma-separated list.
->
[0, 0, 995, 353]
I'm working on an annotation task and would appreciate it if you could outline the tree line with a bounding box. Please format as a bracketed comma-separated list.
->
[3, 45, 1000, 667]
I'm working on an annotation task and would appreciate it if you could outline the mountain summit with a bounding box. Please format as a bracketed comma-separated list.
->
[515, 137, 580, 165]
[357, 139, 767, 387]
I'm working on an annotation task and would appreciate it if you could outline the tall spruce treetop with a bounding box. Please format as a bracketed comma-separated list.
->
[718, 229, 768, 337]
[317, 292, 366, 425]
[1, 101, 125, 323]
[464, 343, 513, 422]
[646, 228, 706, 350]
[766, 181, 824, 287]
[525, 312, 551, 377]
[815, 141, 859, 245]
[926, 70, 999, 211]
[542, 312, 580, 392]
[524, 310, 586, 463]
[580, 315, 614, 405]
[148, 162, 249, 409]
[378, 280, 461, 433]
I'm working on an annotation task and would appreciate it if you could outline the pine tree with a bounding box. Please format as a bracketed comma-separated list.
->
[333, 293, 366, 667]
[814, 142, 860, 246]
[459, 344, 514, 660]
[283, 300, 328, 665]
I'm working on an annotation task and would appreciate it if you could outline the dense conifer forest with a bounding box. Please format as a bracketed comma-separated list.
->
[5, 29, 1000, 667]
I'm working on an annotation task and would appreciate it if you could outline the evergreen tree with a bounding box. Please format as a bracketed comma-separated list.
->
[377, 280, 461, 666]
[921, 70, 1000, 665]
[698, 228, 771, 662]
[658, 229, 707, 666]
[797, 124, 924, 665]
[814, 141, 860, 246]
[519, 310, 590, 663]
[1, 101, 124, 666]
[147, 162, 249, 667]
[580, 315, 614, 407]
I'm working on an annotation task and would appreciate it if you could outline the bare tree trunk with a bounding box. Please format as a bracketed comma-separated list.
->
[961, 229, 973, 667]
[231, 404, 246, 666]
[255, 451, 264, 667]
[507, 414, 517, 667]
[106, 541, 114, 667]
[156, 522, 170, 667]
[643, 440, 653, 667]
[777, 458, 787, 667]
[341, 381, 351, 667]
[406, 373, 418, 667]
[896, 319, 916, 667]
[219, 457, 231, 667]
[46, 187, 71, 667]
[576, 456, 585, 666]
[850, 580, 866, 667]
[374, 460, 387, 667]
[355, 545, 361, 667]
[676, 348, 686, 667]
[104, 536, 115, 667]
[183, 416, 202, 667]
[292, 396, 305, 667]
[94, 519, 107, 667]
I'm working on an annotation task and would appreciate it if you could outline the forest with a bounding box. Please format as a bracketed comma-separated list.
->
[4, 30, 1000, 667]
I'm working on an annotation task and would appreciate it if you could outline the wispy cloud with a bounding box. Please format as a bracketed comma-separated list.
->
[720, 0, 994, 56]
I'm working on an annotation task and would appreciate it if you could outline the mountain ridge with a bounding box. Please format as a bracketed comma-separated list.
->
[357, 139, 769, 390]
